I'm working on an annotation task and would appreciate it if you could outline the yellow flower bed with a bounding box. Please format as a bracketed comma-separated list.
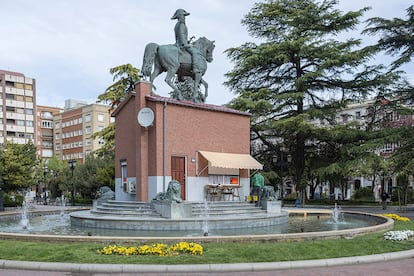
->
[381, 214, 411, 222]
[97, 242, 203, 256]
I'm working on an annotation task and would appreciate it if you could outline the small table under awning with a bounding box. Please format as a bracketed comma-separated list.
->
[205, 184, 242, 201]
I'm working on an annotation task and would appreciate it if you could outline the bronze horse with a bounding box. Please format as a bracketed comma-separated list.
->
[142, 37, 215, 102]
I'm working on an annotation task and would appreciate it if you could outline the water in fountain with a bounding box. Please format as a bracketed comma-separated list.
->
[20, 201, 29, 229]
[331, 202, 345, 223]
[202, 200, 209, 236]
[60, 195, 66, 216]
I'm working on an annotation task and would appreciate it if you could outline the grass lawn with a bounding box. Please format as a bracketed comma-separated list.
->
[0, 220, 413, 265]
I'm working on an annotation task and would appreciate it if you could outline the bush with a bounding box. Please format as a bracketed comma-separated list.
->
[351, 187, 374, 201]
[2, 193, 24, 207]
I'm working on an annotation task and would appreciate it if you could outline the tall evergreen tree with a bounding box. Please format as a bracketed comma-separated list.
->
[364, 5, 414, 70]
[365, 5, 414, 205]
[225, 0, 401, 197]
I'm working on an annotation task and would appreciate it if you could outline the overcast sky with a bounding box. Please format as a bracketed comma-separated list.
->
[0, 0, 412, 108]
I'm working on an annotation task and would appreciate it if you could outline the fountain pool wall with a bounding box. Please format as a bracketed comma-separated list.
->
[0, 207, 393, 244]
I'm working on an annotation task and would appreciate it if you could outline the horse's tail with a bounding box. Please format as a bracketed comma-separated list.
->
[142, 43, 159, 77]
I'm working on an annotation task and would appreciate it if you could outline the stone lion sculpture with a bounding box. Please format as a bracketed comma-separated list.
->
[153, 180, 182, 203]
[261, 185, 276, 201]
[97, 186, 115, 201]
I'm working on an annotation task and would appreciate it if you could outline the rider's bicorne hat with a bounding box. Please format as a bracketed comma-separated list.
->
[171, 9, 190, 20]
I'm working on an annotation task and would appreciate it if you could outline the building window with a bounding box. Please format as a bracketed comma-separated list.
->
[98, 114, 105, 122]
[121, 159, 127, 185]
[384, 143, 393, 152]
[6, 106, 15, 112]
[386, 112, 393, 121]
[15, 83, 24, 89]
[42, 121, 53, 128]
[85, 126, 91, 134]
[25, 109, 33, 115]
[85, 114, 91, 122]
[5, 93, 15, 99]
[41, 111, 53, 119]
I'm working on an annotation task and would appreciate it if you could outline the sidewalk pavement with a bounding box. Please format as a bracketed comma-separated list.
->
[0, 205, 413, 275]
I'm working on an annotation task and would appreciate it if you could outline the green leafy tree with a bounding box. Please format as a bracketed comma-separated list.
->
[0, 141, 38, 192]
[225, 0, 401, 200]
[97, 64, 140, 109]
[60, 154, 115, 204]
[94, 64, 140, 157]
[41, 156, 67, 199]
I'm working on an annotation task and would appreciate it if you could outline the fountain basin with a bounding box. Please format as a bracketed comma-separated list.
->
[0, 206, 393, 243]
[70, 200, 289, 231]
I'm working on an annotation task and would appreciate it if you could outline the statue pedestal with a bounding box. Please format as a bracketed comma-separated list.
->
[262, 200, 282, 213]
[151, 201, 192, 219]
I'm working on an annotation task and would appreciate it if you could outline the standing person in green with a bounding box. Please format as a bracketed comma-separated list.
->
[250, 172, 264, 207]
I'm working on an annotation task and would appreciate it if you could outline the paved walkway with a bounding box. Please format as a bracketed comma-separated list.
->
[0, 204, 413, 275]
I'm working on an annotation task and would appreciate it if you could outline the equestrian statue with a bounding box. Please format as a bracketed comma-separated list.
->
[142, 9, 215, 103]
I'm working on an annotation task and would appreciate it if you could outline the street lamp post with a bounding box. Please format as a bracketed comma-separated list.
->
[280, 151, 285, 207]
[43, 165, 48, 205]
[68, 160, 76, 206]
[279, 149, 291, 207]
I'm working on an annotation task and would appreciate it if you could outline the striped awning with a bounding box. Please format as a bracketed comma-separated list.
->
[198, 151, 263, 170]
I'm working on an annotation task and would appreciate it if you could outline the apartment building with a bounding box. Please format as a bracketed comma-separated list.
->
[311, 98, 414, 200]
[0, 70, 36, 145]
[53, 103, 111, 162]
[36, 105, 63, 158]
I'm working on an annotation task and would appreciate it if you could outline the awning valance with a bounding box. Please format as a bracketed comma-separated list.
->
[198, 151, 263, 170]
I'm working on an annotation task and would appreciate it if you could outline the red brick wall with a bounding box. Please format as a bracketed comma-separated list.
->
[114, 95, 138, 179]
[114, 81, 252, 199]
[156, 101, 251, 178]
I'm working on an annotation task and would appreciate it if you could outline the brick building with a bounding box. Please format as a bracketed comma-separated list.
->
[53, 103, 111, 162]
[112, 81, 262, 202]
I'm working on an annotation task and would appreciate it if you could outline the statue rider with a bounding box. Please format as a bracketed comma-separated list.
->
[171, 9, 198, 74]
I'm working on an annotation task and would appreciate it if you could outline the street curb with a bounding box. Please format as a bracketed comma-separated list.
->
[1, 249, 414, 273]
